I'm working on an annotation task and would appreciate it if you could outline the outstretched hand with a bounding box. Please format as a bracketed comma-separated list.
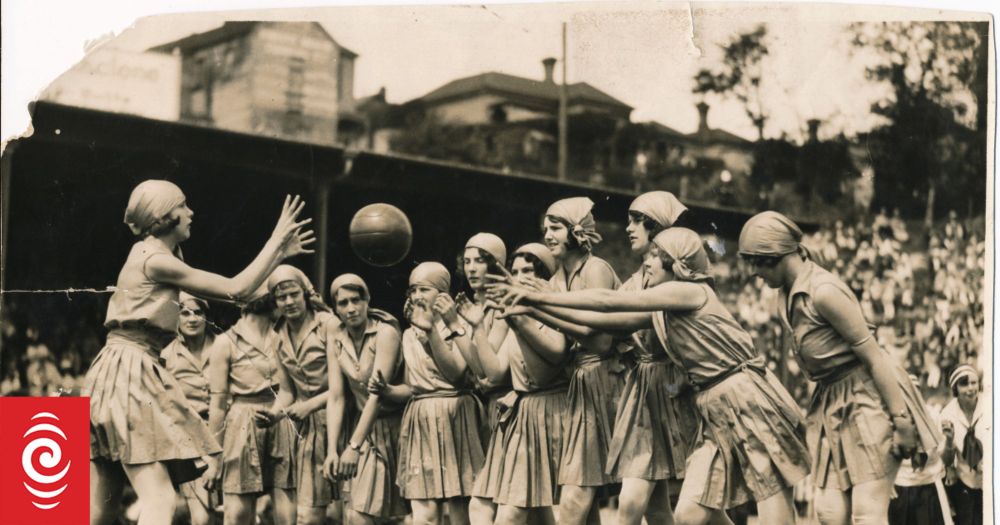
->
[272, 195, 315, 258]
[485, 275, 533, 308]
[455, 293, 485, 326]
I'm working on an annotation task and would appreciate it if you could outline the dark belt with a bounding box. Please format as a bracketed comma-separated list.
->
[692, 360, 766, 393]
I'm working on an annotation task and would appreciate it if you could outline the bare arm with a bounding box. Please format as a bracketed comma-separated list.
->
[146, 196, 314, 301]
[348, 326, 401, 446]
[206, 336, 232, 447]
[426, 323, 469, 384]
[324, 346, 347, 468]
[470, 320, 510, 385]
[530, 304, 650, 335]
[506, 314, 567, 366]
[529, 282, 706, 313]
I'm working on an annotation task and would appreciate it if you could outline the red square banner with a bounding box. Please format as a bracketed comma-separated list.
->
[0, 397, 90, 525]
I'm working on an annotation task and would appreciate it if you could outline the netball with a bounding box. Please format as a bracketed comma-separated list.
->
[349, 203, 413, 267]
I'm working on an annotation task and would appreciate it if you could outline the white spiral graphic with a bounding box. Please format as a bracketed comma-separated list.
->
[22, 412, 71, 510]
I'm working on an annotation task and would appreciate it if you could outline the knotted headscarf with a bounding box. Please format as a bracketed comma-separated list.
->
[545, 197, 602, 250]
[738, 211, 803, 257]
[409, 262, 451, 293]
[629, 191, 687, 228]
[949, 364, 983, 470]
[466, 233, 507, 264]
[267, 264, 330, 312]
[651, 228, 713, 284]
[124, 180, 186, 236]
[514, 243, 557, 276]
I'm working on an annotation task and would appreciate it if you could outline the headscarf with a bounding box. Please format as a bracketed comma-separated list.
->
[948, 364, 983, 470]
[738, 211, 803, 257]
[629, 191, 687, 228]
[330, 273, 369, 301]
[651, 228, 713, 284]
[545, 197, 602, 250]
[124, 180, 186, 236]
[328, 273, 399, 331]
[514, 243, 557, 276]
[465, 233, 507, 264]
[267, 264, 330, 312]
[409, 262, 451, 293]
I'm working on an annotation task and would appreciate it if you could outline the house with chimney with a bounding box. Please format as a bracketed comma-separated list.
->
[383, 59, 637, 186]
[150, 21, 363, 145]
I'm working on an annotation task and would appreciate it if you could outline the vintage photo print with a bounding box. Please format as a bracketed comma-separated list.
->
[0, 1, 993, 524]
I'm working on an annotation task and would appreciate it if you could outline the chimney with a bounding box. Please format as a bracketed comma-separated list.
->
[542, 57, 557, 83]
[696, 102, 710, 135]
[807, 119, 820, 143]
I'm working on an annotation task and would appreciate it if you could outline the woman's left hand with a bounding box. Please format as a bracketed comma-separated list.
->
[891, 414, 919, 459]
[285, 401, 311, 422]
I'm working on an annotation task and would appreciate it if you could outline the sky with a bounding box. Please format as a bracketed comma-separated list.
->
[2, 0, 994, 147]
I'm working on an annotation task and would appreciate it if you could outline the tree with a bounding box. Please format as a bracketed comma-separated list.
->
[693, 25, 770, 140]
[850, 21, 988, 221]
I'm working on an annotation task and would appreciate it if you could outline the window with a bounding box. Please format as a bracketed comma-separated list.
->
[184, 55, 214, 121]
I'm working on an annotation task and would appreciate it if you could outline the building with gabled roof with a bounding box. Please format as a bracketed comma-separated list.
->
[150, 21, 361, 145]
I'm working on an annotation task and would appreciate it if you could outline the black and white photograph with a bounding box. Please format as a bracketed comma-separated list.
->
[0, 1, 993, 524]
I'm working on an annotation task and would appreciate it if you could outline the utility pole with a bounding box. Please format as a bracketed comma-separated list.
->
[558, 22, 568, 181]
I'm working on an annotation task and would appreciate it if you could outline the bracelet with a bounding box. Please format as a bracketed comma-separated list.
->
[348, 441, 362, 452]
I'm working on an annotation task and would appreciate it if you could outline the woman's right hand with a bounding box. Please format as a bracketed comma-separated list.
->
[272, 195, 315, 258]
[408, 303, 434, 331]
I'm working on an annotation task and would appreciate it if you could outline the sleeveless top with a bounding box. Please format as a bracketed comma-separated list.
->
[651, 282, 763, 388]
[401, 326, 465, 396]
[780, 261, 867, 381]
[160, 335, 213, 413]
[331, 310, 404, 413]
[273, 310, 337, 400]
[105, 239, 181, 343]
[549, 254, 621, 360]
[217, 315, 280, 396]
[502, 319, 568, 393]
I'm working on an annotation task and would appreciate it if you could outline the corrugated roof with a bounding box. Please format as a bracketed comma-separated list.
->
[643, 121, 686, 139]
[686, 127, 753, 147]
[417, 72, 631, 110]
[148, 21, 357, 58]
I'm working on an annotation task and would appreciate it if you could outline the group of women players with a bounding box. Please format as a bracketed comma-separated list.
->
[84, 180, 951, 525]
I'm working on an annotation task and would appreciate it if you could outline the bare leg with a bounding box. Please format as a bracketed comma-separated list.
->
[224, 494, 257, 525]
[446, 497, 472, 525]
[617, 478, 656, 525]
[270, 489, 297, 525]
[755, 488, 795, 525]
[643, 480, 675, 525]
[673, 498, 735, 525]
[185, 488, 215, 525]
[296, 505, 326, 525]
[344, 508, 377, 525]
[560, 485, 598, 525]
[469, 496, 497, 525]
[814, 485, 851, 525]
[495, 505, 530, 525]
[849, 477, 895, 525]
[122, 462, 178, 525]
[411, 499, 441, 525]
[90, 460, 125, 525]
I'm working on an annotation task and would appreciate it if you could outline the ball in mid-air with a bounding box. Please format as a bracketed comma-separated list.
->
[349, 203, 413, 267]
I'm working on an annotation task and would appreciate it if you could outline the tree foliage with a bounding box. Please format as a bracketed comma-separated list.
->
[850, 21, 988, 219]
[693, 25, 770, 140]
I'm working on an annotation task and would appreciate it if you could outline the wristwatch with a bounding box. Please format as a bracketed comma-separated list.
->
[445, 326, 466, 340]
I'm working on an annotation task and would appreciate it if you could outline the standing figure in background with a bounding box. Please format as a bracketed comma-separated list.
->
[259, 265, 343, 525]
[940, 365, 984, 525]
[207, 283, 297, 525]
[323, 273, 409, 525]
[160, 293, 220, 525]
[738, 211, 941, 525]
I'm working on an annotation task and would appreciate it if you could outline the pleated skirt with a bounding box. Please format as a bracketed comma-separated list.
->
[221, 394, 296, 494]
[559, 356, 621, 487]
[808, 364, 942, 490]
[494, 389, 568, 508]
[293, 408, 338, 507]
[348, 413, 409, 518]
[472, 389, 511, 499]
[606, 359, 699, 481]
[397, 393, 485, 499]
[84, 333, 221, 486]
[680, 369, 811, 510]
